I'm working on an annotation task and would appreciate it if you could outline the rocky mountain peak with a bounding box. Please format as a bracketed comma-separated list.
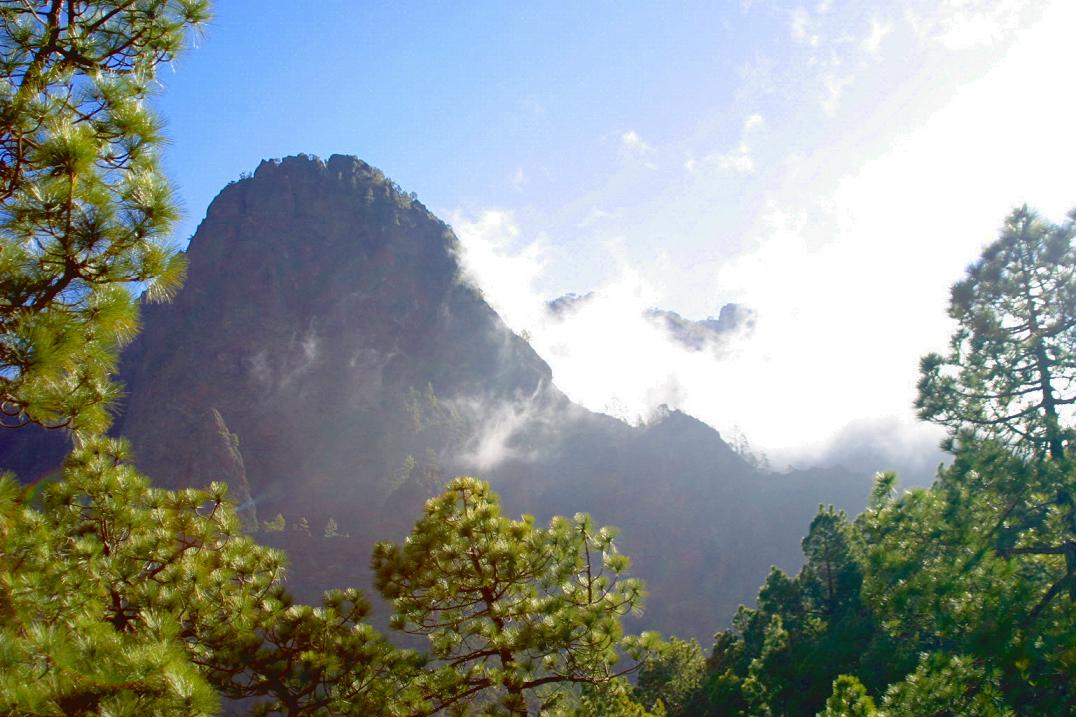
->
[0, 155, 868, 640]
[117, 153, 552, 521]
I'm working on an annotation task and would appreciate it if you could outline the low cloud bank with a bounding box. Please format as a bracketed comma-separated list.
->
[449, 207, 944, 475]
[445, 2, 1073, 477]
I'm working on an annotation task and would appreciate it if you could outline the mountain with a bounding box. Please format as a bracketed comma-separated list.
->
[549, 292, 757, 353]
[0, 154, 870, 640]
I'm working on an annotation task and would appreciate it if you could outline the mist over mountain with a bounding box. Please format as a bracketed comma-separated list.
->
[0, 154, 875, 639]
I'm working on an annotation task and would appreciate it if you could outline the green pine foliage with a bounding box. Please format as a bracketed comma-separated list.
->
[4, 449, 666, 715]
[0, 0, 208, 432]
[197, 587, 424, 717]
[0, 436, 284, 715]
[818, 675, 876, 717]
[916, 205, 1076, 459]
[373, 476, 658, 716]
[862, 451, 1076, 713]
[634, 637, 706, 715]
[555, 679, 667, 717]
[672, 507, 907, 717]
[879, 654, 1013, 717]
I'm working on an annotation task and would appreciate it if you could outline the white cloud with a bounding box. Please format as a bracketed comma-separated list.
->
[575, 206, 619, 229]
[862, 18, 892, 54]
[449, 209, 549, 334]
[791, 6, 820, 46]
[709, 0, 1074, 459]
[450, 199, 939, 469]
[451, 0, 1074, 471]
[620, 130, 653, 154]
[452, 211, 722, 427]
[719, 145, 755, 173]
[907, 0, 1031, 50]
[450, 386, 552, 470]
[777, 3, 861, 116]
[821, 72, 853, 114]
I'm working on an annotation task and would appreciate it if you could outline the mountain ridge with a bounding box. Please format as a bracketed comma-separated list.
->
[0, 154, 870, 640]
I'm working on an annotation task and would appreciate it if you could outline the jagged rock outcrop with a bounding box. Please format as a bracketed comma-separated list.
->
[646, 303, 757, 351]
[0, 154, 869, 640]
[548, 292, 756, 351]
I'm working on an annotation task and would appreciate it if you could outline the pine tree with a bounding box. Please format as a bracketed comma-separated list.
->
[682, 506, 908, 717]
[861, 456, 1076, 713]
[634, 637, 706, 716]
[913, 203, 1076, 627]
[819, 675, 876, 717]
[916, 205, 1076, 460]
[0, 436, 285, 714]
[372, 476, 657, 716]
[878, 654, 1012, 717]
[263, 512, 286, 532]
[799, 507, 860, 617]
[198, 587, 424, 717]
[0, 0, 209, 432]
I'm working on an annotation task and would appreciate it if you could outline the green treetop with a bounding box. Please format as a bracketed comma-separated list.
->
[372, 476, 657, 717]
[818, 675, 876, 717]
[0, 436, 285, 715]
[633, 637, 705, 716]
[916, 205, 1076, 460]
[907, 207, 1076, 701]
[0, 0, 209, 432]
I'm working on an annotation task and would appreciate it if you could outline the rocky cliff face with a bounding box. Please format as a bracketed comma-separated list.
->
[0, 154, 869, 640]
[116, 154, 550, 525]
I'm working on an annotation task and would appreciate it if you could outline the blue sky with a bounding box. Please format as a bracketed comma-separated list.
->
[152, 0, 1075, 469]
[157, 1, 780, 246]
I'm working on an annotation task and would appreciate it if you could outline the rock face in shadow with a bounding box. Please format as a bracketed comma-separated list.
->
[0, 154, 869, 640]
[183, 409, 258, 530]
[115, 154, 550, 527]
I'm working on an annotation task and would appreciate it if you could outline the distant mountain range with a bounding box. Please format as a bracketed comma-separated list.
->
[0, 155, 873, 640]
